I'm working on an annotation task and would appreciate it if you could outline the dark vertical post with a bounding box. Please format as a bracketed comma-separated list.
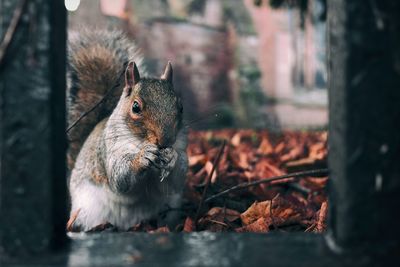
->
[328, 0, 400, 249]
[0, 0, 67, 254]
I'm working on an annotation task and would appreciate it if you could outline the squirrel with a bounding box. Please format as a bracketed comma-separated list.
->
[66, 30, 188, 231]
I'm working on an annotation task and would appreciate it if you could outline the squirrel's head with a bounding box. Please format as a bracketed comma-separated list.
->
[119, 61, 183, 148]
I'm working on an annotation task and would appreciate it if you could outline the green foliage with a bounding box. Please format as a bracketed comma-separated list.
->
[265, 0, 327, 26]
[187, 0, 206, 14]
[222, 0, 256, 34]
[235, 64, 270, 128]
[240, 85, 266, 106]
[269, 0, 308, 10]
[239, 65, 262, 82]
[208, 103, 236, 129]
[239, 65, 265, 106]
[254, 0, 263, 7]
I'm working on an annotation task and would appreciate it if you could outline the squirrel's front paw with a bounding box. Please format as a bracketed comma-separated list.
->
[139, 144, 178, 181]
[139, 144, 160, 170]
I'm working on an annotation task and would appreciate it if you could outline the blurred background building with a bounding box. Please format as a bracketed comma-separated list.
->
[66, 0, 327, 130]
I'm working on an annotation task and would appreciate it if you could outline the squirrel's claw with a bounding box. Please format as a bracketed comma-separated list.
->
[144, 156, 163, 169]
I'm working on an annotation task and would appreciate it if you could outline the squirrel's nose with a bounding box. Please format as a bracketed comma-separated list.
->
[157, 135, 176, 149]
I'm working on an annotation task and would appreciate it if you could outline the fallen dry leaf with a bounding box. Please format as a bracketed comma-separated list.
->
[189, 154, 207, 167]
[204, 160, 218, 183]
[183, 217, 195, 232]
[66, 209, 81, 232]
[314, 201, 328, 233]
[240, 201, 271, 226]
[206, 207, 241, 222]
[149, 226, 170, 233]
[257, 137, 274, 155]
[87, 223, 114, 232]
[231, 132, 241, 147]
[236, 217, 271, 233]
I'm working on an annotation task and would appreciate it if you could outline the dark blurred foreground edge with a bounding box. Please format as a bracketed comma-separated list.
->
[0, 0, 399, 266]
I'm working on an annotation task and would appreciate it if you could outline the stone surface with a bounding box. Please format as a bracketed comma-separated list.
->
[328, 0, 400, 247]
[0, 0, 67, 254]
[2, 232, 399, 266]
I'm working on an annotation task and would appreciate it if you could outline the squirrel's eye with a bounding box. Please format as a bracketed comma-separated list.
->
[132, 101, 141, 113]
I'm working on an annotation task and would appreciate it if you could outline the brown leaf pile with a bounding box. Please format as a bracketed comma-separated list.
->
[179, 129, 328, 233]
[80, 129, 328, 233]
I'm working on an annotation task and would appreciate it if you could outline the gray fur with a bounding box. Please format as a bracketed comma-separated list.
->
[67, 29, 146, 170]
[67, 30, 188, 231]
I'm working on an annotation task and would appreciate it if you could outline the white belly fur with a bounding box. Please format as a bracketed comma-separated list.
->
[70, 179, 179, 231]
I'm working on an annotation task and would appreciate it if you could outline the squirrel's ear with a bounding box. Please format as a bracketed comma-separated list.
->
[161, 61, 173, 83]
[125, 61, 140, 89]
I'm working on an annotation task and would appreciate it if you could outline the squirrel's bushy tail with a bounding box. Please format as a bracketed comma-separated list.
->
[67, 29, 144, 170]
